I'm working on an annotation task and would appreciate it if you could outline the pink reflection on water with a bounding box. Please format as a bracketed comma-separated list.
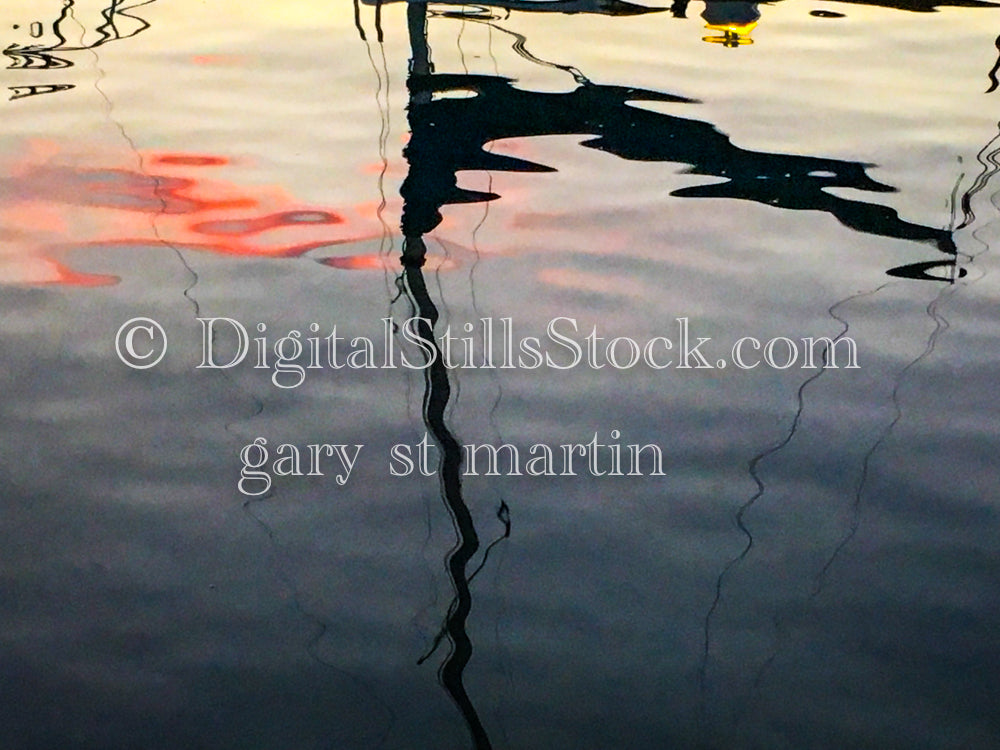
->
[320, 254, 395, 270]
[192, 210, 344, 237]
[0, 142, 381, 285]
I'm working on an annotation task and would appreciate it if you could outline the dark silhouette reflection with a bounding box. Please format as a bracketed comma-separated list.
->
[987, 34, 1000, 92]
[886, 258, 966, 281]
[827, 0, 999, 10]
[399, 57, 956, 270]
[397, 234, 494, 750]
[383, 2, 981, 744]
[9, 83, 74, 100]
[6, 0, 156, 100]
[396, 5, 502, 748]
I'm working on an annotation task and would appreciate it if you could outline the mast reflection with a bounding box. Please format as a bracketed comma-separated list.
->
[399, 4, 497, 747]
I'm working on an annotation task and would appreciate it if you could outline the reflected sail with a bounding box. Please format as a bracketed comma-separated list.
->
[402, 68, 957, 270]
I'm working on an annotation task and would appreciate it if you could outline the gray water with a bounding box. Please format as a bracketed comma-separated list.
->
[1, 1, 999, 748]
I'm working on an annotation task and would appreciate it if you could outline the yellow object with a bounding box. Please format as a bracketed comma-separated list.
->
[702, 21, 757, 46]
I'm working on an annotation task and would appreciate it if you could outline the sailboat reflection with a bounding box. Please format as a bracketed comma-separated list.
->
[384, 1, 975, 744]
[395, 14, 957, 276]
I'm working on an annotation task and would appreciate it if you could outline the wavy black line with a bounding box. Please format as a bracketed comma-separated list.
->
[987, 34, 1000, 93]
[698, 281, 893, 734]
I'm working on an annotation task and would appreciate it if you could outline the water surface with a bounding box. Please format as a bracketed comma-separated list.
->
[1, 1, 999, 748]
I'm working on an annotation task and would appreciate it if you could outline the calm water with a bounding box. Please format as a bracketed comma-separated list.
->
[1, 1, 999, 748]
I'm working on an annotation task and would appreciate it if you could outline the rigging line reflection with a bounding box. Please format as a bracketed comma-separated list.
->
[717, 143, 989, 727]
[807, 119, 1000, 604]
[400, 5, 501, 748]
[724, 282, 957, 736]
[957, 121, 1000, 232]
[726, 280, 894, 731]
[457, 7, 469, 75]
[951, 167, 966, 233]
[947, 168, 966, 282]
[697, 337, 829, 729]
[460, 25, 513, 697]
[438, 11, 591, 84]
[698, 278, 901, 734]
[468, 161, 512, 511]
[100, 61, 203, 313]
[468, 19, 499, 317]
[734, 146, 1000, 722]
[69, 0, 205, 315]
[812, 292, 950, 597]
[239, 491, 398, 749]
[356, 0, 396, 302]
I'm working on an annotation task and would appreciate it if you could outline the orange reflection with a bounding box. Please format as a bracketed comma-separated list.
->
[0, 142, 381, 285]
[151, 154, 229, 167]
[320, 254, 395, 270]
